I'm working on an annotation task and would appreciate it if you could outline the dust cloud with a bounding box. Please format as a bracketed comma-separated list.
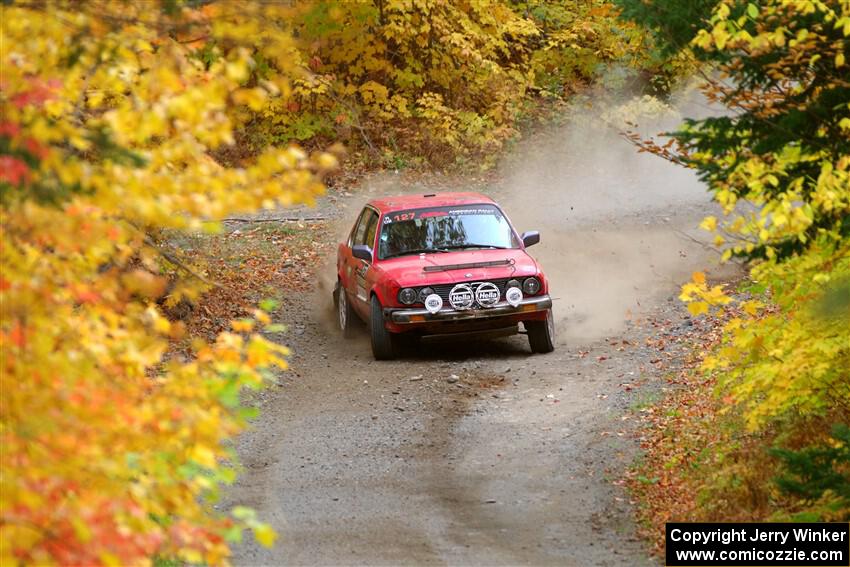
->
[495, 85, 734, 343]
[311, 83, 736, 345]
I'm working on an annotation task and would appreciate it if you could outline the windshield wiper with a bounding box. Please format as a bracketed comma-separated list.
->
[442, 243, 507, 250]
[383, 247, 449, 259]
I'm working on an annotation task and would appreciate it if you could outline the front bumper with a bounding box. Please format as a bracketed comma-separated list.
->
[385, 295, 552, 324]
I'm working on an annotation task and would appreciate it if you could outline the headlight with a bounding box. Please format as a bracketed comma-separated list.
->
[507, 279, 521, 289]
[398, 287, 417, 305]
[522, 277, 541, 295]
[418, 287, 435, 303]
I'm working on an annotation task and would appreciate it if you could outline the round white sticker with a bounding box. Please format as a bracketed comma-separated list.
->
[424, 293, 443, 314]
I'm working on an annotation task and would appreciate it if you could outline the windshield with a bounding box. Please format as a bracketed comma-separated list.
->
[378, 204, 517, 260]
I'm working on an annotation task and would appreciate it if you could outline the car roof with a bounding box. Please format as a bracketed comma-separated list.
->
[367, 192, 496, 213]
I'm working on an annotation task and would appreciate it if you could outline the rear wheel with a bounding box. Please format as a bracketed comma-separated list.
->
[335, 281, 356, 338]
[370, 295, 397, 360]
[526, 309, 555, 354]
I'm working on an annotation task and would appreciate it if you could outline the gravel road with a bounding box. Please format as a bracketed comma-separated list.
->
[225, 95, 738, 566]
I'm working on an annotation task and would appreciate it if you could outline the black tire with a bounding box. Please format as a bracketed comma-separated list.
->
[370, 295, 397, 360]
[335, 281, 356, 338]
[526, 308, 555, 354]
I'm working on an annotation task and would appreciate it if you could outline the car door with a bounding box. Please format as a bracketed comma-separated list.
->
[341, 207, 369, 294]
[345, 207, 379, 317]
[358, 209, 382, 316]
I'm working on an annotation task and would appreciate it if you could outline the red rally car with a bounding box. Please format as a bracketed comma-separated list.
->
[334, 192, 555, 360]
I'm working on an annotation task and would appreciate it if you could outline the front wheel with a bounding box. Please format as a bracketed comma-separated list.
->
[526, 309, 555, 354]
[335, 281, 356, 338]
[370, 295, 397, 360]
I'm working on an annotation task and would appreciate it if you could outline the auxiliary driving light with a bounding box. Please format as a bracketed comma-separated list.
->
[424, 293, 443, 314]
[506, 286, 523, 307]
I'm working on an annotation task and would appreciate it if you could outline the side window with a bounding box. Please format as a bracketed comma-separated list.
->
[351, 208, 379, 249]
[363, 211, 379, 251]
[351, 208, 371, 246]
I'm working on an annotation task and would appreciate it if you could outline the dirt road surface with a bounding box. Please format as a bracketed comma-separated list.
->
[226, 96, 736, 566]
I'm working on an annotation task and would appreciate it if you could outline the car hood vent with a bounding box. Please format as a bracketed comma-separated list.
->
[422, 259, 513, 272]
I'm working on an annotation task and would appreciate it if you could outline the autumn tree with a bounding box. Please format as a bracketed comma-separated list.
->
[0, 2, 334, 564]
[620, 0, 850, 522]
[247, 0, 647, 167]
[615, 0, 718, 55]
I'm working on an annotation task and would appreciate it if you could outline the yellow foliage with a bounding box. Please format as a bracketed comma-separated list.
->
[707, 244, 850, 431]
[244, 0, 646, 167]
[679, 0, 850, 432]
[0, 2, 331, 564]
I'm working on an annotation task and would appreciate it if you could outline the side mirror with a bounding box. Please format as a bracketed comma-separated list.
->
[352, 244, 373, 262]
[521, 231, 540, 248]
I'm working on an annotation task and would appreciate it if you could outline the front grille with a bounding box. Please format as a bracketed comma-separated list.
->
[429, 278, 512, 303]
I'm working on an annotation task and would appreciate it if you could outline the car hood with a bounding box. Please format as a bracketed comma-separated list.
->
[378, 248, 540, 286]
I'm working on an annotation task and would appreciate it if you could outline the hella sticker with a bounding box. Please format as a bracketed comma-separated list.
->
[475, 282, 500, 308]
[448, 284, 474, 310]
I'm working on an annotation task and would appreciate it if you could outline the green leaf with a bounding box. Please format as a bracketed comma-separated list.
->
[231, 506, 256, 521]
[747, 3, 758, 19]
[236, 406, 260, 421]
[217, 380, 241, 408]
[224, 526, 243, 544]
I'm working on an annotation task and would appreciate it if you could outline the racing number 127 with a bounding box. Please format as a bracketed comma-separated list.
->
[392, 212, 416, 222]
